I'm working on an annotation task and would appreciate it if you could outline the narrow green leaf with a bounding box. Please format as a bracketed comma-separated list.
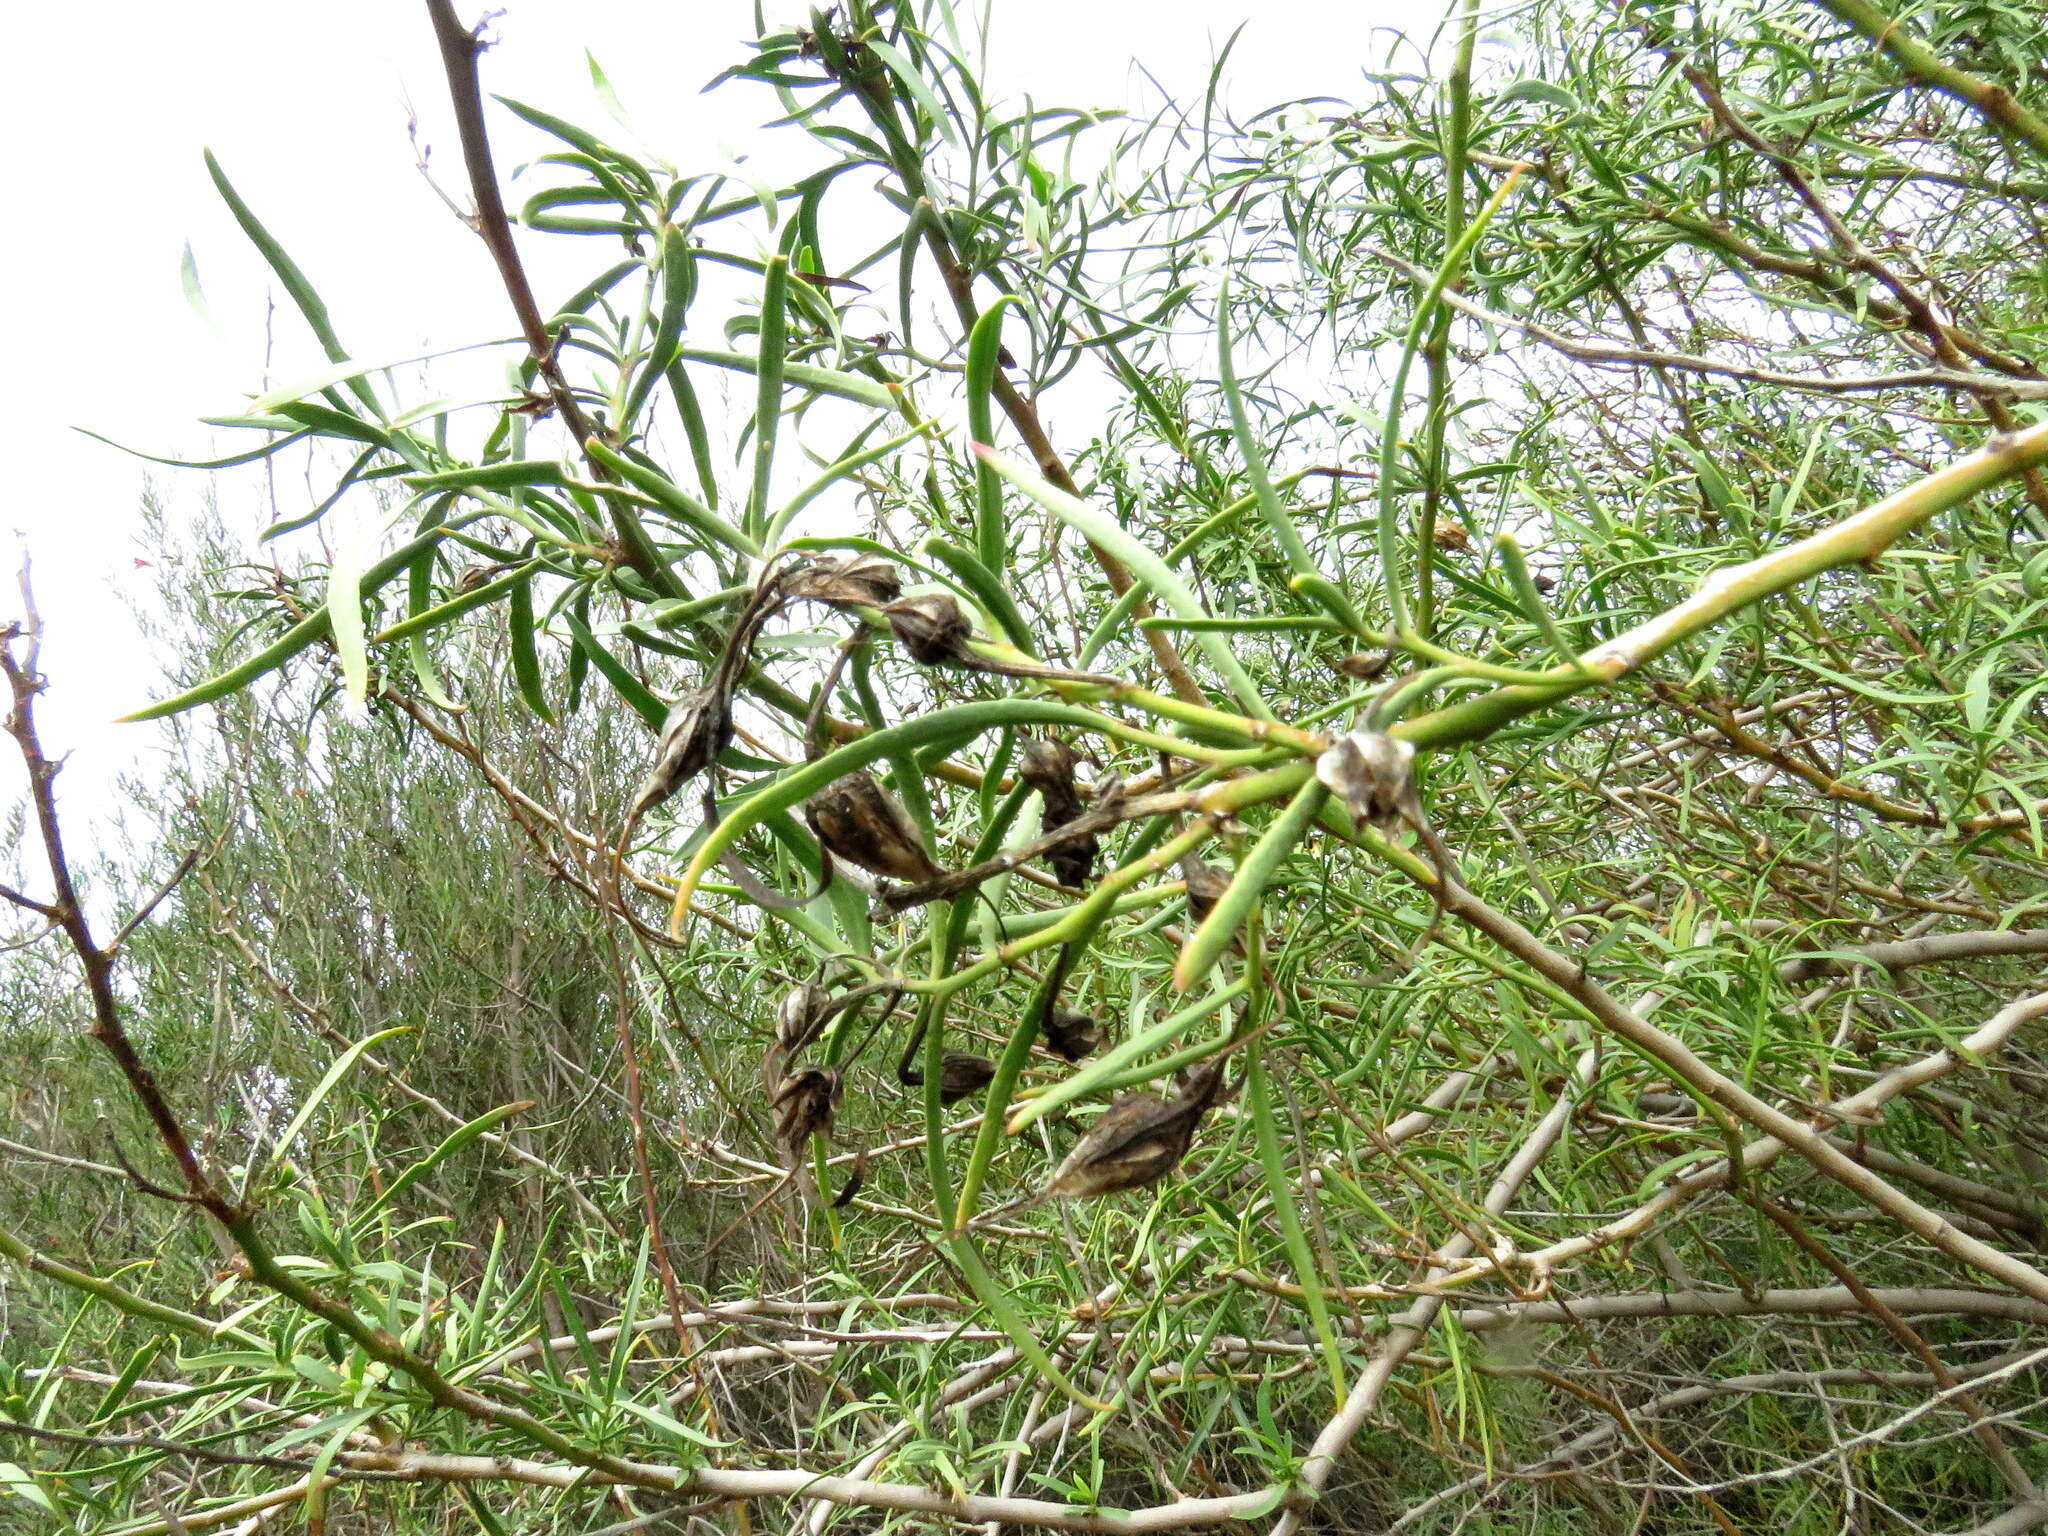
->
[326, 533, 373, 712]
[668, 345, 894, 408]
[965, 297, 1017, 573]
[509, 570, 555, 722]
[1218, 283, 1319, 582]
[561, 606, 666, 728]
[403, 460, 567, 493]
[373, 559, 545, 644]
[204, 149, 377, 415]
[748, 254, 791, 544]
[1175, 780, 1329, 990]
[975, 445, 1274, 718]
[271, 1026, 415, 1161]
[583, 437, 760, 560]
[866, 37, 960, 146]
[355, 1102, 536, 1226]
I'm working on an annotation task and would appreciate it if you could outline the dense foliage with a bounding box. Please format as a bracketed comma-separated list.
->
[9, 0, 2048, 1530]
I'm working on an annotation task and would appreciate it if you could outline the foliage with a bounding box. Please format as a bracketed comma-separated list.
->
[8, 0, 2048, 1531]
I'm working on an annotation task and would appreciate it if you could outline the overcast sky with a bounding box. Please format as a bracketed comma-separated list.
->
[2, 0, 1443, 849]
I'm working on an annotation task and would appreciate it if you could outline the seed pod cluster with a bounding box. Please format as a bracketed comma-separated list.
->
[804, 772, 947, 885]
[1019, 735, 1096, 888]
[1043, 1061, 1227, 1200]
[884, 592, 973, 665]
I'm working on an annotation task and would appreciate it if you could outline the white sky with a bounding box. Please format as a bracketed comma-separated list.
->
[1, 0, 1445, 853]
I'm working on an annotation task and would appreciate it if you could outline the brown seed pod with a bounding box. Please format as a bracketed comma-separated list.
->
[771, 1066, 843, 1157]
[1019, 735, 1097, 888]
[936, 1052, 998, 1105]
[626, 687, 735, 825]
[1332, 650, 1391, 681]
[1315, 727, 1419, 829]
[831, 1145, 868, 1208]
[884, 592, 973, 665]
[1178, 855, 1231, 925]
[1042, 1062, 1227, 1200]
[783, 551, 902, 609]
[776, 981, 832, 1053]
[803, 772, 947, 885]
[1040, 1009, 1104, 1062]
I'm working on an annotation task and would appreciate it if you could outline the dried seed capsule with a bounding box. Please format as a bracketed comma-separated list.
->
[936, 1052, 998, 1105]
[784, 552, 902, 609]
[771, 1066, 843, 1156]
[1040, 1009, 1104, 1062]
[804, 772, 947, 884]
[776, 981, 832, 1053]
[1315, 727, 1418, 829]
[627, 687, 734, 824]
[1042, 1062, 1226, 1200]
[1178, 855, 1230, 925]
[884, 592, 973, 665]
[1019, 735, 1097, 887]
[1332, 650, 1391, 681]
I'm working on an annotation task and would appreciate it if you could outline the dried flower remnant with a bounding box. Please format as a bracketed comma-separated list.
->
[1040, 1008, 1104, 1062]
[771, 1066, 843, 1158]
[1019, 735, 1097, 888]
[884, 592, 974, 665]
[1042, 1061, 1227, 1199]
[1315, 727, 1419, 829]
[783, 551, 902, 610]
[804, 772, 947, 884]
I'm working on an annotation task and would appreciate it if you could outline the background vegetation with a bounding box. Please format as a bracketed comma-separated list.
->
[8, 0, 2048, 1530]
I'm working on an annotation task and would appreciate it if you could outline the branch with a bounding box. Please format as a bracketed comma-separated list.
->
[1782, 928, 2048, 984]
[1268, 1044, 1602, 1536]
[1807, 0, 2048, 158]
[1369, 242, 2048, 401]
[1396, 420, 2048, 751]
[1430, 870, 2048, 1306]
[419, 2, 591, 442]
[0, 1419, 356, 1476]
[1390, 1355, 2048, 1534]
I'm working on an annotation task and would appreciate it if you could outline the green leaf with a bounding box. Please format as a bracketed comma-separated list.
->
[403, 460, 567, 493]
[866, 37, 960, 146]
[668, 345, 894, 409]
[270, 1027, 414, 1161]
[1777, 655, 1962, 706]
[1175, 780, 1329, 990]
[354, 1101, 536, 1227]
[974, 446, 1274, 718]
[326, 531, 374, 712]
[0, 1463, 57, 1514]
[615, 1396, 727, 1449]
